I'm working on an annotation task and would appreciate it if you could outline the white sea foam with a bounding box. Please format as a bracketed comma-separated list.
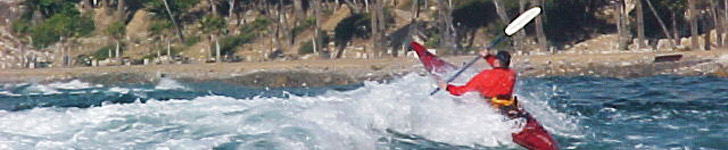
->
[25, 84, 61, 95]
[108, 87, 130, 94]
[154, 78, 188, 90]
[47, 80, 101, 90]
[0, 91, 20, 97]
[0, 73, 574, 149]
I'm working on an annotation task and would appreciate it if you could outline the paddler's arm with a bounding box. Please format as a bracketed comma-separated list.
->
[438, 71, 487, 96]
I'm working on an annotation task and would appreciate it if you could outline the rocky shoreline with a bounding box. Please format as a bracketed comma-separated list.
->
[2, 50, 728, 88]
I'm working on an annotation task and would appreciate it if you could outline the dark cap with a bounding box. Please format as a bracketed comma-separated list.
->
[495, 51, 511, 68]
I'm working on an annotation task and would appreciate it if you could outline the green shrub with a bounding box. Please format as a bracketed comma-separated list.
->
[11, 18, 31, 35]
[200, 14, 225, 34]
[214, 32, 256, 56]
[149, 20, 173, 35]
[106, 21, 126, 39]
[299, 31, 330, 55]
[452, 0, 496, 29]
[91, 45, 112, 60]
[292, 17, 315, 36]
[30, 14, 94, 48]
[334, 14, 370, 48]
[184, 35, 201, 46]
[299, 41, 315, 55]
[241, 17, 271, 34]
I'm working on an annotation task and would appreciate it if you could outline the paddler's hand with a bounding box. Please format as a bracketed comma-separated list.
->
[479, 49, 490, 57]
[437, 81, 448, 90]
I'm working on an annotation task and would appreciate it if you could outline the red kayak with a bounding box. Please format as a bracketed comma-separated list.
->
[409, 42, 558, 150]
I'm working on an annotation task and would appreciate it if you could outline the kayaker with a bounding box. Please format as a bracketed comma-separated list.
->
[437, 50, 520, 117]
[436, 50, 559, 150]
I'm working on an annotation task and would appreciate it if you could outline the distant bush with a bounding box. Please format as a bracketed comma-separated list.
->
[241, 17, 271, 34]
[299, 31, 330, 55]
[299, 41, 315, 55]
[203, 17, 272, 57]
[11, 18, 31, 35]
[184, 35, 201, 46]
[200, 14, 225, 34]
[106, 21, 126, 39]
[334, 14, 371, 48]
[30, 14, 94, 48]
[452, 0, 496, 29]
[149, 20, 173, 36]
[80, 44, 124, 63]
[292, 17, 316, 36]
[215, 33, 255, 56]
[146, 0, 200, 19]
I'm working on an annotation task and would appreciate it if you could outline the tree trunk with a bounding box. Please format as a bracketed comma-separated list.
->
[437, 0, 455, 54]
[167, 37, 171, 58]
[277, 0, 288, 48]
[636, 0, 645, 49]
[615, 0, 625, 50]
[532, 0, 548, 53]
[689, 0, 699, 50]
[115, 40, 120, 61]
[228, 0, 235, 21]
[370, 0, 380, 57]
[116, 0, 126, 20]
[162, 0, 185, 41]
[673, 13, 680, 46]
[209, 34, 215, 60]
[314, 0, 322, 54]
[364, 0, 370, 13]
[414, 0, 420, 18]
[343, 0, 361, 14]
[404, 0, 419, 55]
[704, 14, 712, 50]
[711, 0, 723, 48]
[493, 0, 510, 28]
[215, 34, 221, 62]
[208, 0, 218, 16]
[377, 0, 386, 57]
[515, 0, 527, 52]
[644, 0, 675, 47]
[493, 0, 513, 51]
[293, 0, 303, 28]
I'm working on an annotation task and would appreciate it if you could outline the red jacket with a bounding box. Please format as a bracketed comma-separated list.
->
[446, 67, 516, 98]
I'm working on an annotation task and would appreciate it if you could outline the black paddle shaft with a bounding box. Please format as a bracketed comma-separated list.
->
[430, 35, 505, 95]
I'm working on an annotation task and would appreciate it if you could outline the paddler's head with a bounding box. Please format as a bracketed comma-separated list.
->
[484, 51, 511, 69]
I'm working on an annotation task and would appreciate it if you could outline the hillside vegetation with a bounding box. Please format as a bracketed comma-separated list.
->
[2, 0, 725, 68]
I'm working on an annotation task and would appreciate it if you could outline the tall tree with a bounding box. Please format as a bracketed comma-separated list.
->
[704, 12, 711, 50]
[437, 0, 455, 54]
[711, 0, 723, 48]
[161, 0, 185, 41]
[106, 21, 126, 62]
[377, 0, 386, 57]
[291, 0, 304, 45]
[492, 0, 511, 44]
[644, 0, 675, 47]
[343, 0, 362, 14]
[636, 0, 645, 49]
[688, 0, 699, 50]
[370, 0, 380, 57]
[200, 15, 225, 63]
[515, 0, 527, 52]
[149, 19, 174, 60]
[532, 0, 548, 53]
[313, 0, 322, 55]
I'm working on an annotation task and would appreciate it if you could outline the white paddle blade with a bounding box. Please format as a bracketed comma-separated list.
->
[505, 7, 542, 36]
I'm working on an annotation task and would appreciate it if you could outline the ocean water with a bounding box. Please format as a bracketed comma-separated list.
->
[0, 74, 726, 150]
